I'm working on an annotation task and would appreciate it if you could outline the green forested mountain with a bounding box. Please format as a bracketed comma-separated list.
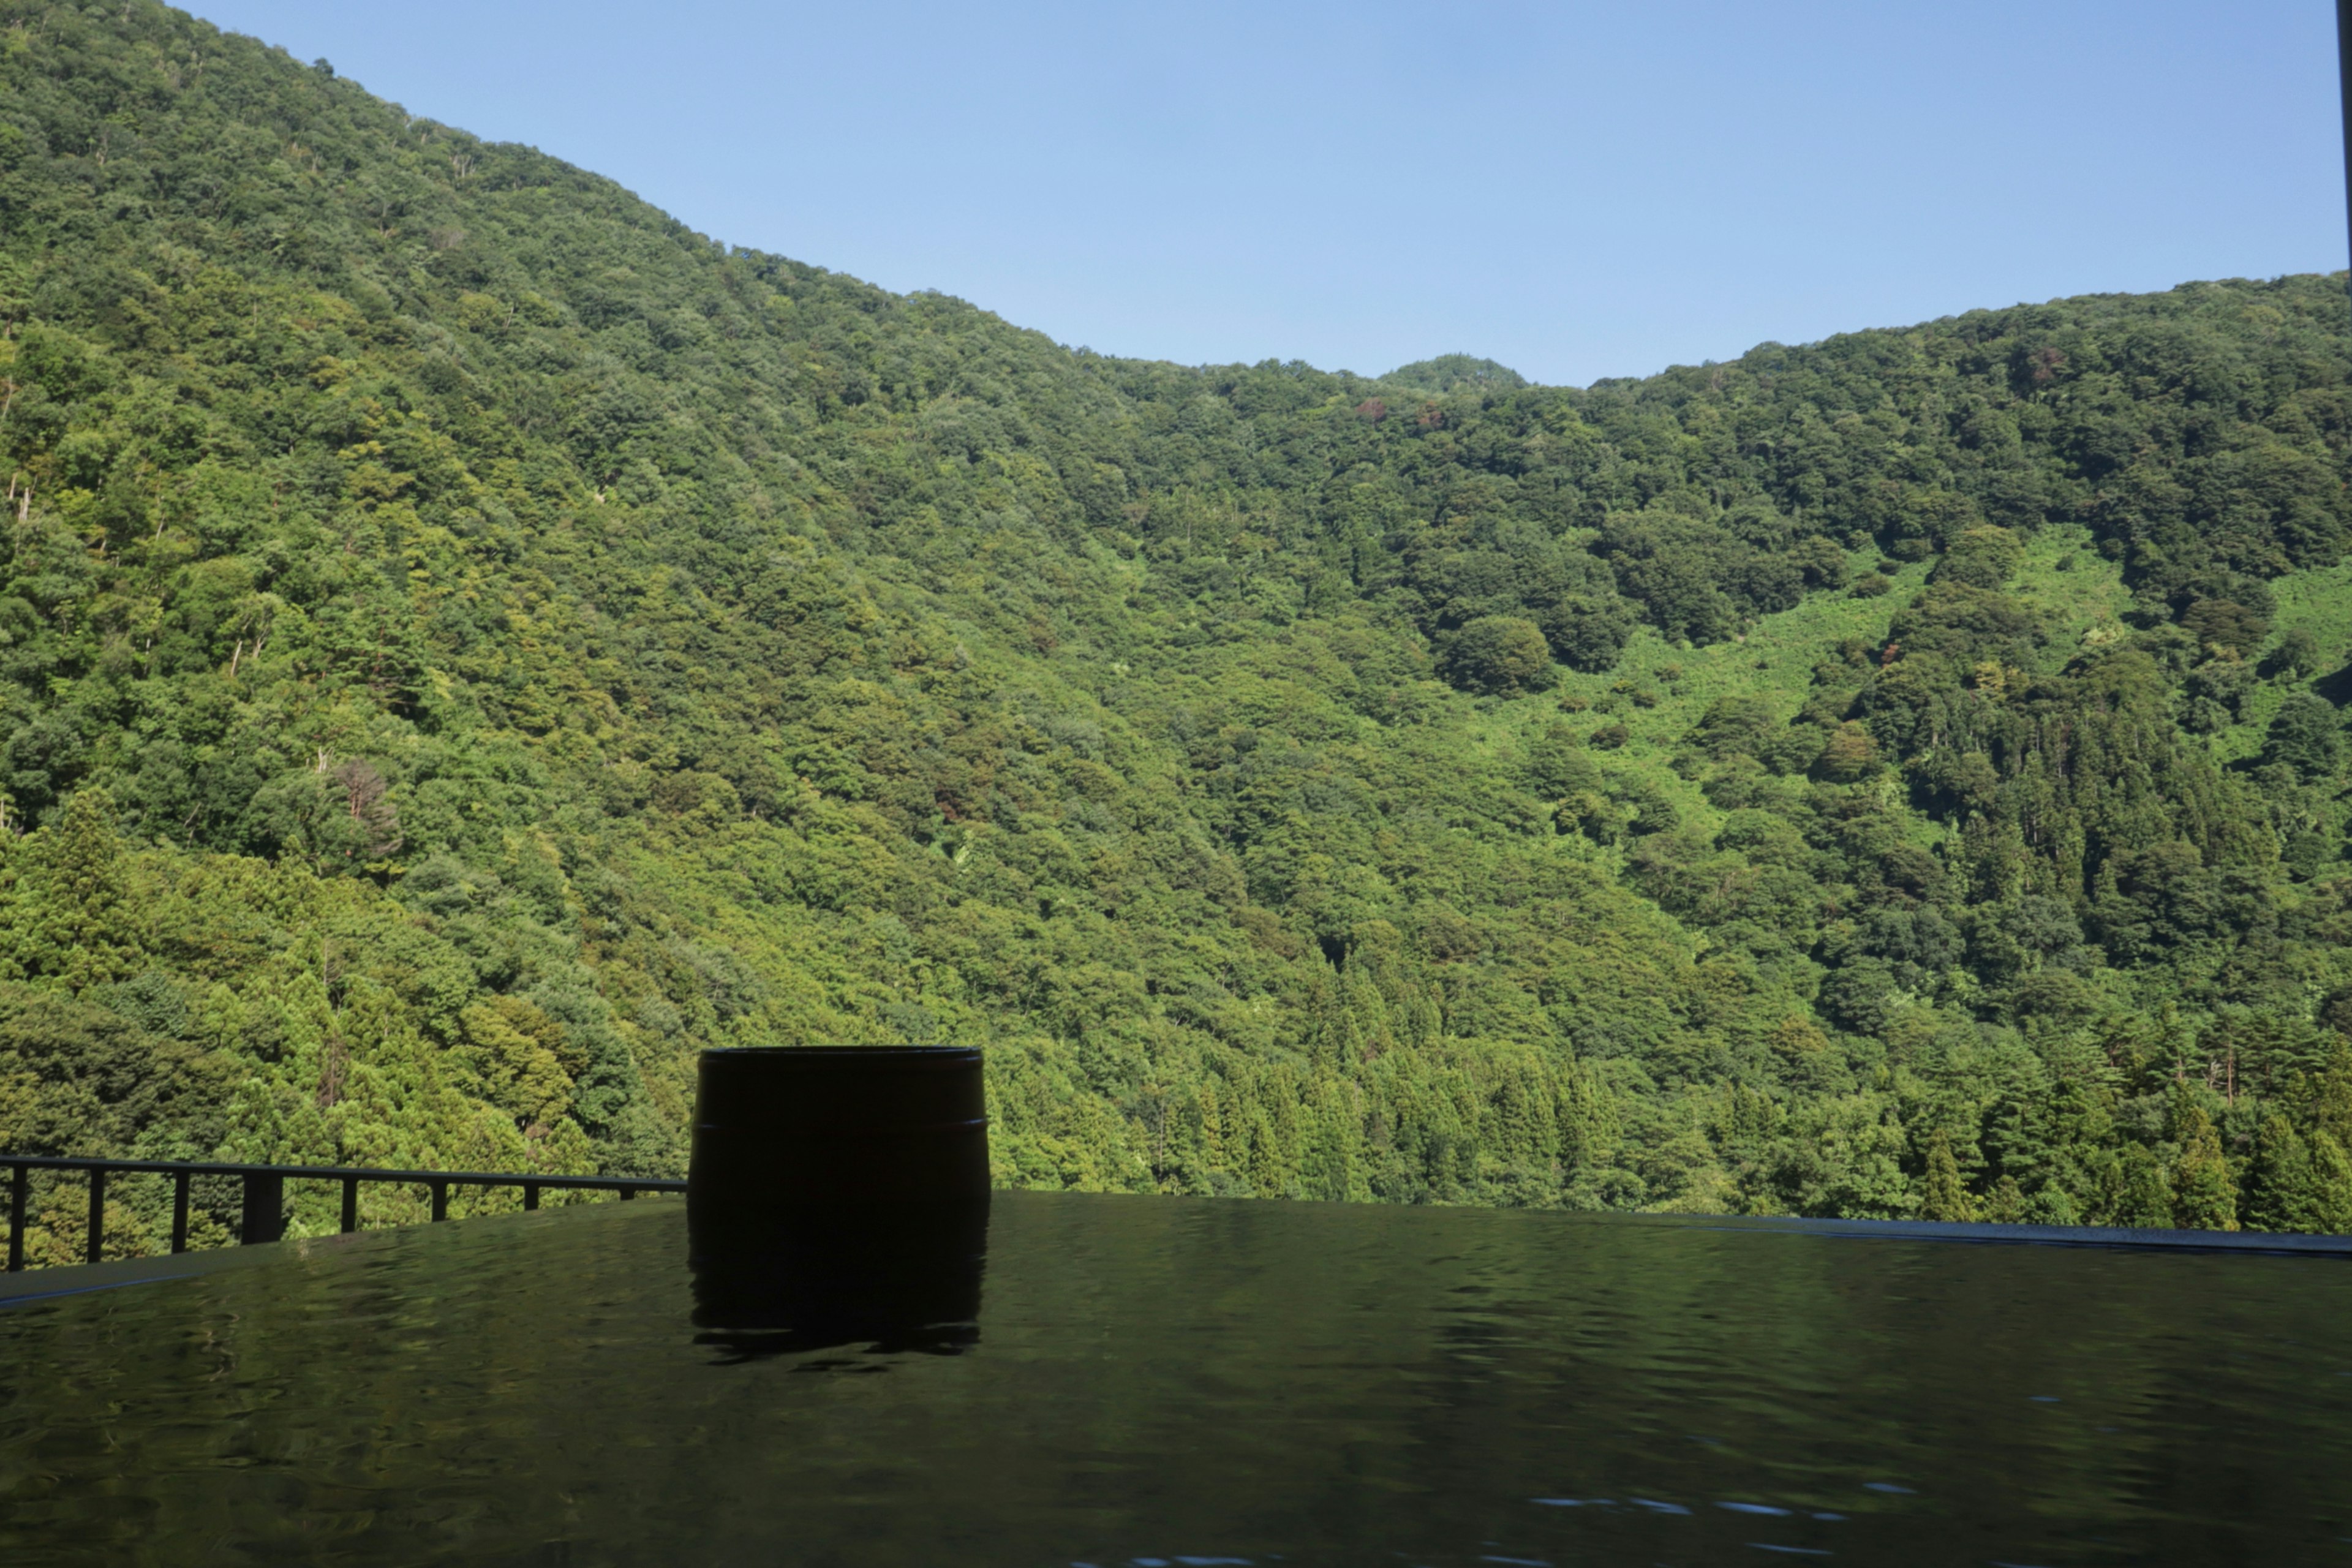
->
[2, 2, 2351, 1259]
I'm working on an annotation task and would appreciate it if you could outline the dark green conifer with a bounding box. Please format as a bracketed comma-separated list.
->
[1918, 1128, 1973, 1222]
[6, 790, 143, 990]
[2168, 1089, 2239, 1232]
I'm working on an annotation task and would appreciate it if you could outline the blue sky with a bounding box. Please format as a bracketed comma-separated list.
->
[194, 1, 2343, 386]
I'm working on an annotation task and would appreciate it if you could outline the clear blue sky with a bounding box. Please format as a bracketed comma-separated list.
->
[192, 0, 2343, 386]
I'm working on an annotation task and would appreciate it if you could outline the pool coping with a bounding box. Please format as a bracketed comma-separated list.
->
[4, 1197, 2345, 1306]
[1640, 1210, 2352, 1256]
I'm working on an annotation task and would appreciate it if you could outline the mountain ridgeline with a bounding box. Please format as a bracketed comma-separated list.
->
[1, 1, 2351, 1259]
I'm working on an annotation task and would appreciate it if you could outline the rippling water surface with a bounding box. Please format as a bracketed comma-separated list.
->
[4, 1192, 2351, 1565]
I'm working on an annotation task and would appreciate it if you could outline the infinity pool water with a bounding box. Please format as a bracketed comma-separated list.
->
[3, 1191, 2350, 1565]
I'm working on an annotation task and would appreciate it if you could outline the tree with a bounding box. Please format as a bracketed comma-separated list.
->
[1814, 722, 1880, 783]
[2260, 626, 2322, 680]
[2168, 1090, 2239, 1232]
[1792, 536, 1849, 591]
[1441, 616, 1555, 696]
[1918, 1128, 1973, 1221]
[1683, 696, 1781, 764]
[250, 760, 403, 872]
[1536, 594, 1635, 674]
[2181, 598, 2271, 655]
[2244, 1117, 2352, 1235]
[6, 789, 143, 989]
[0, 989, 232, 1158]
[2113, 1145, 2174, 1228]
[1931, 526, 2021, 590]
[2263, 695, 2343, 780]
[1526, 723, 1600, 799]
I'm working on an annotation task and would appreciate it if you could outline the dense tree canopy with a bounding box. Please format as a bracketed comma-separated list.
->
[0, 1, 2350, 1258]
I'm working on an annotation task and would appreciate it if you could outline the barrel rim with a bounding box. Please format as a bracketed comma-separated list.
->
[700, 1045, 980, 1061]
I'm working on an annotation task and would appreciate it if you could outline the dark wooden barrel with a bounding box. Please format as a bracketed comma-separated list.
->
[687, 1046, 989, 1352]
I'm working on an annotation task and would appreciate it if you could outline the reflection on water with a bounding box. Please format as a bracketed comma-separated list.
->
[689, 1193, 989, 1361]
[685, 1043, 991, 1362]
[4, 1192, 2352, 1565]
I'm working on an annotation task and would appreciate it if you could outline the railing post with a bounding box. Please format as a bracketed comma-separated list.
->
[523, 1181, 541, 1211]
[341, 1177, 359, 1234]
[85, 1167, 105, 1265]
[7, 1164, 24, 1272]
[619, 1186, 636, 1202]
[171, 1168, 190, 1254]
[240, 1169, 284, 1245]
[430, 1180, 448, 1221]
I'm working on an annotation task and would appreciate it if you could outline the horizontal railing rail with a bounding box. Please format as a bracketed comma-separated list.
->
[2, 1153, 686, 1272]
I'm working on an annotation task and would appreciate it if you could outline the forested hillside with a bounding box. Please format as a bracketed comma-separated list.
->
[2, 1, 2351, 1259]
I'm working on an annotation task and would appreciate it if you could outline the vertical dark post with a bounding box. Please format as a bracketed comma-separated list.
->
[523, 1181, 541, 1212]
[170, 1169, 190, 1254]
[341, 1176, 359, 1234]
[85, 1167, 105, 1265]
[7, 1164, 24, 1272]
[430, 1180, 448, 1221]
[239, 1170, 284, 1245]
[2340, 0, 2352, 304]
[619, 1186, 636, 1202]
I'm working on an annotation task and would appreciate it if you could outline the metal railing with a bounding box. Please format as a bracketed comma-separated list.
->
[2, 1155, 687, 1272]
